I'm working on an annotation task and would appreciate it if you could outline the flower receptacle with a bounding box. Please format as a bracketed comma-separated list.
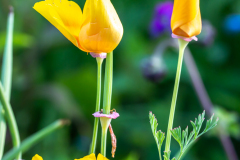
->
[100, 117, 112, 132]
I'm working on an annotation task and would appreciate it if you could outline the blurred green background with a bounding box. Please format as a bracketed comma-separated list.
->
[0, 0, 240, 159]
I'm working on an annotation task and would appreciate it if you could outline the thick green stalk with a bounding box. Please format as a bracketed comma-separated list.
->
[164, 39, 189, 153]
[102, 52, 113, 114]
[0, 7, 16, 159]
[90, 57, 103, 154]
[100, 117, 112, 156]
[158, 147, 162, 160]
[101, 52, 113, 156]
[0, 83, 21, 160]
[101, 127, 107, 156]
[2, 119, 69, 160]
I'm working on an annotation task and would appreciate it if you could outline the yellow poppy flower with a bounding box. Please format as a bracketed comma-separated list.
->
[74, 153, 96, 160]
[75, 153, 108, 160]
[32, 154, 43, 160]
[32, 153, 108, 160]
[171, 0, 201, 41]
[33, 0, 123, 55]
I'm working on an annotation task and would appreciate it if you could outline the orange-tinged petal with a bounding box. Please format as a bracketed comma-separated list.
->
[32, 154, 43, 160]
[97, 153, 109, 160]
[171, 0, 202, 38]
[79, 0, 123, 53]
[74, 153, 96, 160]
[33, 0, 84, 49]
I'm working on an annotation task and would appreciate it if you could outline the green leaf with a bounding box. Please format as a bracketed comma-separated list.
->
[170, 110, 218, 160]
[0, 8, 14, 159]
[1, 8, 14, 99]
[203, 114, 219, 133]
[181, 126, 188, 148]
[0, 82, 21, 160]
[170, 127, 181, 148]
[156, 130, 165, 147]
[149, 112, 165, 160]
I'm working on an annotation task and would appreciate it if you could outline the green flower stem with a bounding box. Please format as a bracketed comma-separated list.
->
[158, 147, 162, 160]
[0, 82, 21, 160]
[0, 7, 14, 159]
[173, 141, 194, 160]
[177, 151, 184, 160]
[102, 52, 113, 114]
[100, 52, 113, 156]
[101, 128, 107, 156]
[164, 39, 189, 153]
[2, 119, 70, 160]
[90, 57, 104, 154]
[100, 117, 112, 156]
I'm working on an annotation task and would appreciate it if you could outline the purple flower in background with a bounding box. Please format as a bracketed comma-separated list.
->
[149, 1, 173, 38]
[224, 14, 240, 33]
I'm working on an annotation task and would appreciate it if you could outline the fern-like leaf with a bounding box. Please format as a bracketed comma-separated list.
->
[149, 112, 165, 160]
[170, 126, 182, 149]
[170, 110, 219, 160]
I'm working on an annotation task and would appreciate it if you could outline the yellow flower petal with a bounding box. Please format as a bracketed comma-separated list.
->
[79, 0, 123, 53]
[171, 0, 202, 37]
[32, 154, 43, 160]
[97, 153, 109, 160]
[33, 0, 83, 49]
[74, 153, 96, 160]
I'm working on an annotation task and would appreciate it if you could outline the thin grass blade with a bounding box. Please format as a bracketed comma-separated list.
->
[0, 7, 14, 159]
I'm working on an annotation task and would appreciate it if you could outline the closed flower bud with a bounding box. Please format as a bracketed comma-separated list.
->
[79, 0, 123, 53]
[171, 0, 202, 41]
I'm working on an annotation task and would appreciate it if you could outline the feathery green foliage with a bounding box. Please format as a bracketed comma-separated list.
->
[149, 112, 165, 160]
[170, 111, 219, 160]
